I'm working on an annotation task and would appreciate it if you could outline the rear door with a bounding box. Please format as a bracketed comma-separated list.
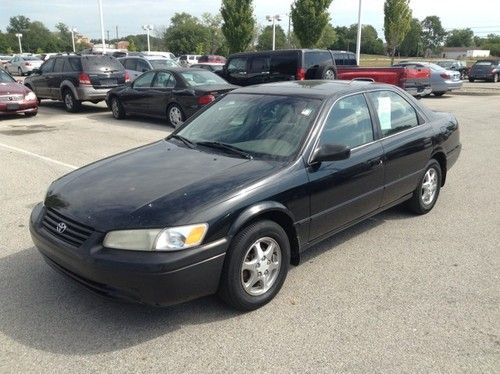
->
[307, 93, 384, 240]
[120, 70, 156, 113]
[366, 90, 433, 205]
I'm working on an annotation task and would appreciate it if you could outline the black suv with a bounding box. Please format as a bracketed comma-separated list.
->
[218, 49, 357, 86]
[24, 54, 127, 112]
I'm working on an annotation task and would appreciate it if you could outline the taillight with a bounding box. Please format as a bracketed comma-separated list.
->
[78, 72, 91, 85]
[125, 71, 130, 83]
[296, 68, 306, 80]
[440, 73, 451, 79]
[197, 94, 215, 105]
[24, 62, 31, 66]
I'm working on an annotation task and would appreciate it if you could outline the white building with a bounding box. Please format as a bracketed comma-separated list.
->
[442, 47, 490, 59]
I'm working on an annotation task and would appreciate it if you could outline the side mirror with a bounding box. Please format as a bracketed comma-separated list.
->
[31, 68, 41, 75]
[311, 144, 351, 164]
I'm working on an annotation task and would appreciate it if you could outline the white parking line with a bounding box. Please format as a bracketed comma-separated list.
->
[0, 142, 78, 170]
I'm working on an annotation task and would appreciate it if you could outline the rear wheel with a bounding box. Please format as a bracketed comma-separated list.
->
[407, 160, 442, 215]
[63, 89, 81, 113]
[218, 220, 290, 311]
[110, 97, 125, 119]
[433, 92, 445, 97]
[25, 112, 37, 117]
[469, 78, 475, 82]
[167, 103, 185, 128]
[316, 65, 336, 80]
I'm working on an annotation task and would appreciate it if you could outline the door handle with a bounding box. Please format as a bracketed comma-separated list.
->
[368, 158, 383, 168]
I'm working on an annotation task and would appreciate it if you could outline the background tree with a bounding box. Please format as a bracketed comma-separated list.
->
[316, 24, 338, 49]
[6, 15, 31, 33]
[291, 0, 332, 48]
[202, 13, 227, 55]
[445, 28, 474, 47]
[221, 0, 255, 54]
[421, 15, 447, 55]
[163, 13, 208, 55]
[384, 0, 412, 64]
[399, 17, 423, 57]
[330, 26, 356, 51]
[359, 25, 384, 55]
[127, 38, 137, 52]
[256, 25, 286, 51]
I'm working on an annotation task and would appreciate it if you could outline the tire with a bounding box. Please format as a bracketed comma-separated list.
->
[493, 74, 499, 83]
[167, 103, 185, 128]
[110, 96, 126, 119]
[316, 65, 336, 80]
[218, 220, 290, 311]
[62, 89, 81, 113]
[407, 159, 442, 215]
[25, 112, 37, 117]
[18, 67, 23, 76]
[433, 92, 445, 97]
[469, 78, 475, 82]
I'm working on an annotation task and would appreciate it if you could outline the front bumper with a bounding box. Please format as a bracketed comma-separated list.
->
[0, 100, 38, 115]
[30, 203, 228, 306]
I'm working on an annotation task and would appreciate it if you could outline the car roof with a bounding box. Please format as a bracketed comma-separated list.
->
[230, 80, 389, 99]
[228, 49, 330, 58]
[150, 67, 205, 73]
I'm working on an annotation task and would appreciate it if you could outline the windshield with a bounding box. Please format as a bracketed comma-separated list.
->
[24, 56, 41, 61]
[180, 70, 228, 86]
[427, 63, 446, 71]
[150, 59, 180, 69]
[0, 70, 15, 83]
[176, 94, 322, 160]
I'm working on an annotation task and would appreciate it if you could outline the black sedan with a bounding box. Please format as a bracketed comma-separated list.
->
[30, 81, 461, 311]
[105, 67, 237, 127]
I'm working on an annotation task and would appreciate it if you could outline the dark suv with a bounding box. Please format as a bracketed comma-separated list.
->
[218, 49, 357, 86]
[468, 60, 500, 83]
[24, 54, 128, 112]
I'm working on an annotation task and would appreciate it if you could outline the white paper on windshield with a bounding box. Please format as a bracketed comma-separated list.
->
[377, 97, 392, 131]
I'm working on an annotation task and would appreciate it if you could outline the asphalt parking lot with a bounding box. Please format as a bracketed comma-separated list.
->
[0, 94, 499, 372]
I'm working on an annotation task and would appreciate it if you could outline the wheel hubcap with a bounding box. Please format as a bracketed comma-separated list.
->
[421, 168, 438, 205]
[65, 93, 73, 108]
[169, 107, 183, 127]
[325, 69, 335, 80]
[241, 237, 281, 296]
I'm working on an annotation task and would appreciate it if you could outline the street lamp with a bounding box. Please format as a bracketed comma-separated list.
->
[15, 33, 23, 54]
[142, 25, 153, 52]
[356, 0, 362, 65]
[97, 0, 106, 53]
[266, 15, 282, 51]
[70, 28, 77, 52]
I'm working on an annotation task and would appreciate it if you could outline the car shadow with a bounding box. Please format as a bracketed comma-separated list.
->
[86, 112, 176, 132]
[0, 247, 238, 355]
[0, 206, 414, 355]
[39, 100, 109, 113]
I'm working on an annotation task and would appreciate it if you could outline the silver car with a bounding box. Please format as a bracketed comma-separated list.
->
[394, 61, 462, 97]
[118, 55, 180, 81]
[7, 55, 43, 76]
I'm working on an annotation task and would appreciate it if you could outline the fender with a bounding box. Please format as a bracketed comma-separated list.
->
[228, 201, 296, 238]
[59, 80, 79, 100]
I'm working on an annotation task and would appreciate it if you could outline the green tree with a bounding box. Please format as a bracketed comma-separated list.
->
[202, 13, 227, 54]
[7, 15, 31, 33]
[291, 0, 332, 48]
[221, 0, 255, 54]
[445, 28, 474, 47]
[399, 18, 423, 57]
[330, 26, 356, 51]
[316, 24, 338, 49]
[359, 25, 384, 55]
[256, 25, 286, 51]
[384, 0, 412, 64]
[163, 13, 208, 55]
[421, 15, 447, 55]
[127, 38, 137, 51]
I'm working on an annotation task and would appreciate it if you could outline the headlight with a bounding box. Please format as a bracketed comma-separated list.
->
[103, 224, 208, 251]
[25, 91, 37, 101]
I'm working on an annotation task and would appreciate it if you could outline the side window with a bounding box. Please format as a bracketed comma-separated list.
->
[249, 56, 270, 73]
[40, 59, 55, 73]
[319, 94, 374, 149]
[123, 59, 135, 70]
[227, 57, 247, 74]
[345, 53, 357, 66]
[53, 58, 65, 72]
[133, 71, 155, 88]
[270, 54, 297, 76]
[333, 53, 344, 66]
[152, 71, 174, 88]
[66, 58, 82, 72]
[367, 91, 419, 137]
[136, 59, 149, 72]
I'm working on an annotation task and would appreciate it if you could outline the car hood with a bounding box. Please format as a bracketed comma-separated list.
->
[45, 140, 283, 231]
[0, 81, 28, 95]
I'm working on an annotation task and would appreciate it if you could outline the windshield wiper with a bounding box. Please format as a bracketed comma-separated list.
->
[169, 134, 196, 148]
[197, 141, 253, 159]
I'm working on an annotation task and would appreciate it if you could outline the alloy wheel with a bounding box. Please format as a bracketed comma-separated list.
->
[324, 69, 335, 80]
[64, 92, 73, 109]
[169, 106, 184, 127]
[421, 168, 438, 205]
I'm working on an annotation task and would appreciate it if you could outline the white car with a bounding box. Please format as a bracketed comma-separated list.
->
[143, 51, 176, 60]
[7, 55, 43, 76]
[179, 54, 201, 67]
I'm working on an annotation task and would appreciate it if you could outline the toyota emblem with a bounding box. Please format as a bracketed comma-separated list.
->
[56, 222, 67, 233]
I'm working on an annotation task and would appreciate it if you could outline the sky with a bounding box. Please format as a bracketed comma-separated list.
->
[1, 0, 499, 41]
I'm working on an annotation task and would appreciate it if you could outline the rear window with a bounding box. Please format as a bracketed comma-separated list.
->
[149, 59, 179, 69]
[81, 55, 124, 72]
[270, 54, 297, 76]
[66, 57, 82, 71]
[304, 51, 332, 69]
[475, 61, 495, 66]
[180, 70, 227, 86]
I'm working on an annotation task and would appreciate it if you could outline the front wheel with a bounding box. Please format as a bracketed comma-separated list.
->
[493, 74, 499, 83]
[407, 160, 442, 214]
[63, 89, 81, 113]
[110, 97, 125, 119]
[218, 220, 290, 311]
[167, 103, 185, 128]
[469, 78, 475, 82]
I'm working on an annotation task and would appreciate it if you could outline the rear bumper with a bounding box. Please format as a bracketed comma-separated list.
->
[30, 203, 228, 306]
[432, 80, 463, 92]
[75, 86, 112, 102]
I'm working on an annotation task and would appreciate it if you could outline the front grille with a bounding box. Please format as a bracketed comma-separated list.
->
[0, 95, 23, 102]
[41, 208, 94, 247]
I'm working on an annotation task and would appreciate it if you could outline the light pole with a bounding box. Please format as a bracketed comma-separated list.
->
[70, 28, 77, 52]
[97, 0, 106, 53]
[15, 33, 23, 54]
[266, 15, 282, 51]
[356, 0, 362, 65]
[142, 25, 153, 52]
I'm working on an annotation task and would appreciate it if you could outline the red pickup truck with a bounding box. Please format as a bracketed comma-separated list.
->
[336, 66, 432, 97]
